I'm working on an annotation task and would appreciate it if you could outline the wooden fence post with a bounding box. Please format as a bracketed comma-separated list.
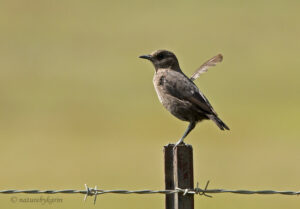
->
[164, 143, 194, 209]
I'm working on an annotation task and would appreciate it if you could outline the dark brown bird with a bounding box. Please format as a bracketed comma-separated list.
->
[139, 49, 229, 146]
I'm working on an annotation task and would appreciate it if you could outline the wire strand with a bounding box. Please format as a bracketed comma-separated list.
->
[1, 181, 299, 204]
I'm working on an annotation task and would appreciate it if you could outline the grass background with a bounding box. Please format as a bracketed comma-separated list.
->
[0, 0, 300, 208]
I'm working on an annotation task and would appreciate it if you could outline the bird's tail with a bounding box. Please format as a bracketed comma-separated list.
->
[208, 115, 230, 131]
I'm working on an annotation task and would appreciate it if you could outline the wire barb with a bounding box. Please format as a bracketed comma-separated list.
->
[84, 184, 92, 202]
[84, 184, 99, 204]
[93, 185, 98, 205]
[194, 181, 212, 197]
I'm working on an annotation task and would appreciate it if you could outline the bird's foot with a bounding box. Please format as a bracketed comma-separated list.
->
[173, 139, 185, 151]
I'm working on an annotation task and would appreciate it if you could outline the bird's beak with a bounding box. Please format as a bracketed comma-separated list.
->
[139, 54, 152, 60]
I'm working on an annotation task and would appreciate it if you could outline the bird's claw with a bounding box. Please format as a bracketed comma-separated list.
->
[173, 139, 184, 151]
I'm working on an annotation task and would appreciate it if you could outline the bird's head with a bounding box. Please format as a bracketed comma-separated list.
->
[139, 49, 181, 71]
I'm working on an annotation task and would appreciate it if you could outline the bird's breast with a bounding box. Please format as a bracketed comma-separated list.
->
[153, 74, 165, 104]
[152, 70, 177, 108]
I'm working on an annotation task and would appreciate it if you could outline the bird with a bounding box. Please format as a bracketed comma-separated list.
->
[139, 49, 229, 146]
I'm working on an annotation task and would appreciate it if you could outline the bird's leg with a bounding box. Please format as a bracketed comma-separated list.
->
[174, 121, 196, 148]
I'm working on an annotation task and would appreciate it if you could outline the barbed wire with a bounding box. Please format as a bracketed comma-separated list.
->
[1, 181, 299, 205]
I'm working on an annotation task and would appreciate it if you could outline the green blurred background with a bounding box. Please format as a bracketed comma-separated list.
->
[0, 0, 300, 208]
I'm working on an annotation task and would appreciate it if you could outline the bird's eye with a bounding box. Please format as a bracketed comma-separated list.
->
[157, 53, 165, 60]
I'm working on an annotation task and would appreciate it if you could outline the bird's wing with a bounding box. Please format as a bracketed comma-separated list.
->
[190, 54, 223, 81]
[164, 71, 217, 115]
